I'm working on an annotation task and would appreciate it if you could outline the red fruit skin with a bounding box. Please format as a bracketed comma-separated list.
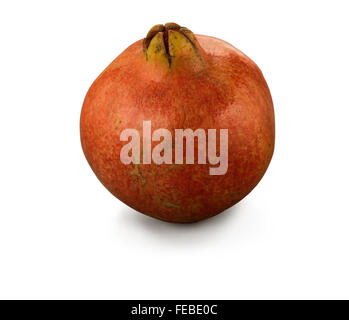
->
[80, 35, 275, 223]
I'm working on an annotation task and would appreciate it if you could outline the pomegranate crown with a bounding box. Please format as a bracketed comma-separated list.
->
[142, 22, 205, 70]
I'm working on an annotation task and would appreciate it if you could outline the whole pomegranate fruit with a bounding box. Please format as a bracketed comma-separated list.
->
[80, 23, 275, 223]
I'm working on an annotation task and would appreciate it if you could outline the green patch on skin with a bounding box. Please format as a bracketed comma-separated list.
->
[160, 198, 181, 209]
[168, 164, 185, 170]
[151, 171, 159, 177]
[114, 118, 122, 130]
[130, 165, 147, 185]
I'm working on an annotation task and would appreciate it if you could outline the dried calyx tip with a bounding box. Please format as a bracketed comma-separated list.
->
[143, 23, 181, 52]
[143, 22, 202, 68]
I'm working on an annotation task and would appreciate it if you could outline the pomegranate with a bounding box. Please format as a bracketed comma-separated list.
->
[80, 23, 275, 223]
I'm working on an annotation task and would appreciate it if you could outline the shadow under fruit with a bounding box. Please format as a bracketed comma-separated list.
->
[80, 23, 275, 223]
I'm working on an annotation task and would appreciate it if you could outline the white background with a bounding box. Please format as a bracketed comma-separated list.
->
[1, 0, 348, 299]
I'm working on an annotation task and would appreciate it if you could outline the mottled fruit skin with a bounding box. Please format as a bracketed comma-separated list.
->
[80, 32, 275, 223]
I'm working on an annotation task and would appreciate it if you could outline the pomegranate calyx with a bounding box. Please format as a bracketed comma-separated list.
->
[143, 23, 205, 70]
